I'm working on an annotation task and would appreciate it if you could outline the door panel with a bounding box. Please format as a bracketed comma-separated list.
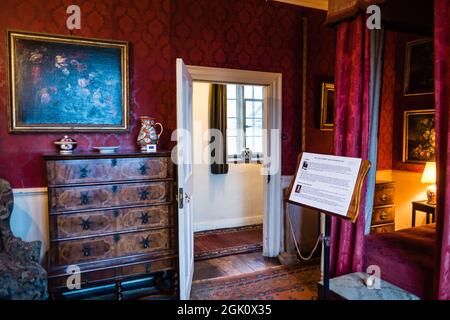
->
[176, 58, 194, 300]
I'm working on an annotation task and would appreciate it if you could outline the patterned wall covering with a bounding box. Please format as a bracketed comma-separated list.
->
[377, 30, 434, 173]
[0, 0, 334, 188]
[304, 9, 336, 154]
[376, 31, 396, 170]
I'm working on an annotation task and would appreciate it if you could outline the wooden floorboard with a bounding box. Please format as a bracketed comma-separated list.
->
[193, 252, 280, 281]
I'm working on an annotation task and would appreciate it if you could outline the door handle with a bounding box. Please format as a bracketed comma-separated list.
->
[184, 193, 191, 203]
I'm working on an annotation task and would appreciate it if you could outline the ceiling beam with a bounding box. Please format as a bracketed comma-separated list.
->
[274, 0, 328, 11]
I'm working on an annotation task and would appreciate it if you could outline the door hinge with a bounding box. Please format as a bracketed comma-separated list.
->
[178, 187, 184, 209]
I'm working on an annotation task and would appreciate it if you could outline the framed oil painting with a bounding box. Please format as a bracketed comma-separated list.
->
[7, 30, 129, 132]
[403, 110, 435, 163]
[404, 38, 434, 96]
[319, 82, 335, 131]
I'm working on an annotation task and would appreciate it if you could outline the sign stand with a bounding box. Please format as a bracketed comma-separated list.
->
[287, 152, 371, 301]
[322, 214, 331, 300]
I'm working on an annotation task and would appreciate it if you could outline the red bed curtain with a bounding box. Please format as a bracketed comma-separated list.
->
[434, 0, 450, 300]
[330, 14, 371, 276]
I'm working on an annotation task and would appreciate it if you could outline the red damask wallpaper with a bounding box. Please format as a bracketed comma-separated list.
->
[377, 30, 434, 172]
[0, 0, 334, 188]
[377, 31, 396, 170]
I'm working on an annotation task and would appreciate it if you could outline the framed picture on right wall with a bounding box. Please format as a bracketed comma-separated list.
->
[403, 109, 435, 163]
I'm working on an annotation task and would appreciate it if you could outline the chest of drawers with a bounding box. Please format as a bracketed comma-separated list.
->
[371, 181, 396, 234]
[44, 152, 177, 299]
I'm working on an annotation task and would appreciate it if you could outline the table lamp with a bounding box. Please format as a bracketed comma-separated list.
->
[421, 161, 436, 205]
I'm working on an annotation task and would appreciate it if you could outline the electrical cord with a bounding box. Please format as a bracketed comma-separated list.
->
[287, 204, 321, 261]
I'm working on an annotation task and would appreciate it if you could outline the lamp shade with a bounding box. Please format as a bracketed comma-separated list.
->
[421, 162, 436, 184]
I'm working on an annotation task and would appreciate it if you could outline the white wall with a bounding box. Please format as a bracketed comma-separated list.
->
[376, 170, 428, 230]
[10, 188, 49, 264]
[192, 82, 264, 232]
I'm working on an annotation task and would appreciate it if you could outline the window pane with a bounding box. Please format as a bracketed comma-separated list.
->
[245, 137, 255, 152]
[228, 137, 237, 155]
[254, 86, 263, 100]
[254, 101, 263, 117]
[227, 99, 237, 117]
[244, 86, 253, 99]
[254, 119, 263, 130]
[227, 84, 236, 99]
[254, 139, 263, 153]
[245, 101, 254, 117]
[228, 118, 237, 130]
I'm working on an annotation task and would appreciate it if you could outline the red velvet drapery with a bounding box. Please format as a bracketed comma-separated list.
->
[434, 0, 450, 301]
[330, 14, 371, 276]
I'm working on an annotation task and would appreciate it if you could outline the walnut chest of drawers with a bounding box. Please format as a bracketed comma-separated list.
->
[371, 181, 396, 234]
[44, 151, 177, 298]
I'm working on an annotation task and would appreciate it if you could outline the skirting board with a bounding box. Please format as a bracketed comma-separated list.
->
[194, 216, 264, 232]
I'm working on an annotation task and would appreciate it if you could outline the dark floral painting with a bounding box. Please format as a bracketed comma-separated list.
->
[403, 110, 435, 163]
[8, 31, 129, 132]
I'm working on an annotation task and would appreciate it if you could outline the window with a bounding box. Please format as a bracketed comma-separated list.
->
[226, 84, 264, 160]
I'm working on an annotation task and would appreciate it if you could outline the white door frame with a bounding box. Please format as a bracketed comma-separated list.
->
[186, 65, 283, 257]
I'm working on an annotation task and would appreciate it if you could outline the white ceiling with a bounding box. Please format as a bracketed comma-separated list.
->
[274, 0, 328, 11]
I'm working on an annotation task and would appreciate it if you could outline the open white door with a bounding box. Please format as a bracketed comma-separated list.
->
[176, 58, 194, 300]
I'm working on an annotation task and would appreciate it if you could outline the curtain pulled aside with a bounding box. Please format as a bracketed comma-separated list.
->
[209, 84, 229, 174]
[364, 29, 385, 235]
[330, 14, 371, 276]
[434, 0, 450, 300]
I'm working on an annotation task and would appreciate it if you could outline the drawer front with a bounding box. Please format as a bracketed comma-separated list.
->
[374, 185, 395, 206]
[372, 206, 395, 225]
[50, 205, 171, 240]
[370, 223, 395, 234]
[49, 181, 171, 213]
[48, 258, 175, 291]
[51, 229, 172, 266]
[46, 157, 172, 185]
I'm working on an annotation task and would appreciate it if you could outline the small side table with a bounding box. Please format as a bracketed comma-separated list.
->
[412, 200, 436, 227]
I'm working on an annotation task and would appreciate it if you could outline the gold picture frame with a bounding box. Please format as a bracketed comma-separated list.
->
[320, 82, 335, 131]
[403, 38, 434, 97]
[7, 30, 129, 132]
[403, 109, 435, 163]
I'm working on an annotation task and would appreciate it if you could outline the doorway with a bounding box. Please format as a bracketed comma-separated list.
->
[176, 61, 283, 299]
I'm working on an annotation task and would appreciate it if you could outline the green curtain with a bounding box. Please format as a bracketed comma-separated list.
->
[209, 84, 229, 174]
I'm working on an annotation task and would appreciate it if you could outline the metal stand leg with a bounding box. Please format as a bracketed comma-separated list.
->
[322, 214, 331, 300]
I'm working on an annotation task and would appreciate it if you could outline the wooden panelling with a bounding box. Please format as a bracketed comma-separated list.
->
[50, 205, 172, 240]
[46, 157, 172, 186]
[48, 181, 171, 213]
[50, 228, 171, 266]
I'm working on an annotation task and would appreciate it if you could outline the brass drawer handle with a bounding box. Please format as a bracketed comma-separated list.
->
[80, 218, 91, 230]
[113, 234, 121, 242]
[112, 185, 118, 194]
[113, 210, 120, 218]
[141, 236, 151, 249]
[82, 246, 91, 257]
[80, 192, 90, 205]
[140, 211, 149, 224]
[380, 193, 388, 202]
[139, 189, 150, 201]
[139, 164, 148, 175]
[111, 159, 118, 167]
[79, 166, 89, 179]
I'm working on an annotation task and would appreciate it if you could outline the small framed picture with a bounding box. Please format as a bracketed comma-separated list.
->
[403, 109, 435, 163]
[320, 82, 335, 131]
[404, 38, 434, 96]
